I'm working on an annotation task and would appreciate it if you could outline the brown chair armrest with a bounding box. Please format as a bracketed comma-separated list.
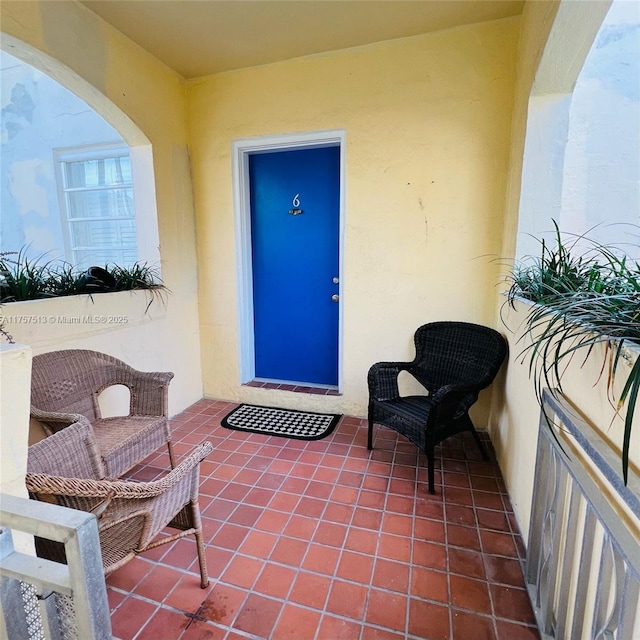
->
[26, 441, 213, 500]
[118, 368, 174, 417]
[30, 406, 89, 435]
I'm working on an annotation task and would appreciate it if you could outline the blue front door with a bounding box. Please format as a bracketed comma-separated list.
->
[250, 146, 340, 386]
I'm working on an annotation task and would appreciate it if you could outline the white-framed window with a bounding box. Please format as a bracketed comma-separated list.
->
[55, 143, 139, 269]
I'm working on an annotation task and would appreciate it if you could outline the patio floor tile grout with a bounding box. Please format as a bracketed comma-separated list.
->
[108, 398, 540, 640]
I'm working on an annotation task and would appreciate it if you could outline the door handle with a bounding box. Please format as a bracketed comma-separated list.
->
[331, 294, 339, 303]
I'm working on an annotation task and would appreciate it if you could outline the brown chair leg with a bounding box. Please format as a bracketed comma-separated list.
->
[195, 527, 209, 588]
[190, 499, 209, 588]
[167, 440, 176, 468]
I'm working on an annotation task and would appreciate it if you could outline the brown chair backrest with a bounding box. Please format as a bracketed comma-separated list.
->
[31, 349, 130, 422]
[27, 418, 106, 481]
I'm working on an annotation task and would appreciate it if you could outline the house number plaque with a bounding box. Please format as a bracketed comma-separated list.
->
[289, 193, 303, 216]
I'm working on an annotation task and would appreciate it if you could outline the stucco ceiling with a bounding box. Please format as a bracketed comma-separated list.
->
[80, 0, 525, 79]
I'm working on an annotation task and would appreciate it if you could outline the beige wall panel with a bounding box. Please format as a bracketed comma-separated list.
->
[490, 0, 636, 543]
[189, 18, 519, 418]
[0, 0, 203, 415]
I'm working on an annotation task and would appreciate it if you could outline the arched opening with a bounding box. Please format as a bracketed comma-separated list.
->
[1, 37, 161, 273]
[515, 0, 639, 257]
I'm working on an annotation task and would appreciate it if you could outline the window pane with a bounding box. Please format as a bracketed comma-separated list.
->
[64, 156, 132, 188]
[70, 218, 137, 249]
[67, 188, 134, 219]
[73, 249, 128, 269]
[121, 250, 139, 264]
[58, 150, 140, 269]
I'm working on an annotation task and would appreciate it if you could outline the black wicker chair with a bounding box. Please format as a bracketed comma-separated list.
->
[367, 321, 508, 494]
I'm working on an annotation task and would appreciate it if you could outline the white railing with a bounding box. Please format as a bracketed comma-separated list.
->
[0, 494, 112, 640]
[526, 390, 640, 639]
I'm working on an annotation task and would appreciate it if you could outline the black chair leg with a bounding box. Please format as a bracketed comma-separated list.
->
[427, 447, 436, 494]
[467, 417, 489, 461]
[367, 416, 374, 450]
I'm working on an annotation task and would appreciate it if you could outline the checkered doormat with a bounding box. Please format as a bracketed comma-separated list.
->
[221, 404, 342, 440]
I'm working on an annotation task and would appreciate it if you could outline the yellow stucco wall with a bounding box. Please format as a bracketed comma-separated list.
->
[0, 343, 36, 552]
[188, 17, 520, 418]
[2, 0, 632, 578]
[489, 0, 561, 540]
[499, 0, 561, 262]
[0, 0, 203, 415]
[0, 344, 31, 499]
[494, 298, 640, 539]
[491, 0, 639, 541]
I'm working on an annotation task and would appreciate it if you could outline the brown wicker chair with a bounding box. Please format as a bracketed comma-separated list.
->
[367, 322, 508, 494]
[31, 349, 175, 478]
[26, 418, 213, 588]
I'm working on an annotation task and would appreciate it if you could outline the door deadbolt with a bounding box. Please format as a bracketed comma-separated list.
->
[331, 294, 339, 303]
[332, 277, 339, 284]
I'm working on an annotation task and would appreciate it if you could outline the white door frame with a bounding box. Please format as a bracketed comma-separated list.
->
[232, 130, 346, 390]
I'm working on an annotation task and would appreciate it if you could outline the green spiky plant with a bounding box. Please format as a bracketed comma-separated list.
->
[505, 221, 640, 484]
[0, 248, 56, 302]
[0, 249, 166, 304]
[109, 262, 164, 292]
[106, 262, 167, 312]
[47, 262, 93, 298]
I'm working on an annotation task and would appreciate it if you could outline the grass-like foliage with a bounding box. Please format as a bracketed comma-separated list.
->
[0, 249, 166, 303]
[505, 221, 640, 484]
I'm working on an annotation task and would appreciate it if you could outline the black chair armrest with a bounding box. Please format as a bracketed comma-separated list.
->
[429, 383, 480, 424]
[368, 361, 416, 401]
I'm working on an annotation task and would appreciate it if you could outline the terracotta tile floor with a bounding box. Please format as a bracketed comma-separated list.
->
[107, 399, 540, 640]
